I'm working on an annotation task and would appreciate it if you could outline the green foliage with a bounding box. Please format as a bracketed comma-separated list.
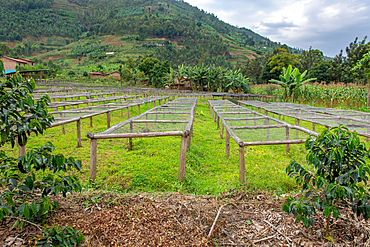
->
[0, 60, 83, 245]
[167, 64, 249, 93]
[282, 125, 370, 236]
[138, 57, 169, 87]
[269, 65, 316, 102]
[37, 226, 84, 247]
[69, 44, 113, 60]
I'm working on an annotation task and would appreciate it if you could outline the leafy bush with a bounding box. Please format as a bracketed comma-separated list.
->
[0, 60, 83, 245]
[282, 125, 370, 237]
[36, 226, 84, 247]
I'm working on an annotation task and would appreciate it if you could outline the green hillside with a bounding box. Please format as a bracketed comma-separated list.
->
[0, 0, 299, 69]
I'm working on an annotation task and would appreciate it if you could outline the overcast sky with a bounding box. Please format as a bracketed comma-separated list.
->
[185, 0, 369, 57]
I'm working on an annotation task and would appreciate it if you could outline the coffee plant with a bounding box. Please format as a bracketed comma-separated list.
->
[0, 60, 83, 246]
[282, 125, 370, 237]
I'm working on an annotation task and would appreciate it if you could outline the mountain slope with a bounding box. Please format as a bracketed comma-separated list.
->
[0, 0, 298, 67]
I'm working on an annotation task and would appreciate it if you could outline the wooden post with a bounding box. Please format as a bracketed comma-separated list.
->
[62, 125, 65, 134]
[286, 127, 290, 153]
[147, 102, 149, 111]
[313, 123, 316, 131]
[18, 145, 26, 157]
[178, 135, 189, 181]
[89, 139, 97, 180]
[106, 112, 111, 129]
[138, 105, 141, 114]
[121, 109, 123, 117]
[220, 124, 224, 139]
[295, 119, 300, 138]
[217, 116, 220, 128]
[187, 125, 193, 148]
[239, 145, 245, 183]
[77, 119, 82, 147]
[266, 118, 269, 139]
[226, 131, 230, 156]
[90, 117, 93, 127]
[126, 108, 130, 119]
[128, 122, 133, 151]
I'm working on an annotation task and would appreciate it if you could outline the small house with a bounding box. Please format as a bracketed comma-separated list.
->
[1, 56, 28, 70]
[89, 72, 102, 78]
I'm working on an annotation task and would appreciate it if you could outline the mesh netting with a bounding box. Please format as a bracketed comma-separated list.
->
[209, 100, 314, 144]
[240, 101, 370, 136]
[103, 97, 197, 135]
[51, 96, 169, 122]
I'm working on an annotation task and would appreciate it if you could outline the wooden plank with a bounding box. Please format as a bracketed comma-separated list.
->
[89, 139, 97, 180]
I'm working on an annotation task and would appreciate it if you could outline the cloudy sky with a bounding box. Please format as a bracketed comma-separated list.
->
[185, 0, 369, 57]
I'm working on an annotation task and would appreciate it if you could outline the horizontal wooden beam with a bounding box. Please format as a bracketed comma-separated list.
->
[87, 131, 183, 139]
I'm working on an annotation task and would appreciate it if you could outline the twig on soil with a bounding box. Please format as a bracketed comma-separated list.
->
[208, 205, 225, 239]
[243, 231, 256, 247]
[222, 228, 243, 247]
[263, 219, 292, 243]
[253, 234, 276, 244]
[6, 216, 43, 232]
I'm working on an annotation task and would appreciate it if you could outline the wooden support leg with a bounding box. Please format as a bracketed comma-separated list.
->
[220, 124, 224, 139]
[187, 125, 193, 148]
[106, 112, 111, 129]
[295, 119, 300, 138]
[128, 123, 133, 151]
[239, 145, 245, 183]
[286, 127, 290, 153]
[178, 135, 189, 181]
[77, 119, 82, 148]
[89, 139, 97, 180]
[226, 131, 230, 156]
[18, 144, 26, 157]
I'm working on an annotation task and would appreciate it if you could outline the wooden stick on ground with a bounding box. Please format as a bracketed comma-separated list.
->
[263, 219, 292, 244]
[208, 205, 225, 239]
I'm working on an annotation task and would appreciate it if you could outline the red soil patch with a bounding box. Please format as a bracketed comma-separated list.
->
[101, 37, 122, 46]
[42, 56, 62, 62]
[6, 43, 16, 48]
[230, 52, 257, 59]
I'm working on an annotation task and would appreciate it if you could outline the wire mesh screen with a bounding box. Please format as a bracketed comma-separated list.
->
[240, 100, 370, 136]
[209, 100, 314, 144]
[104, 97, 197, 135]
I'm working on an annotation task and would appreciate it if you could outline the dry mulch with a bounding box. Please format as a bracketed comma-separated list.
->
[1, 190, 370, 246]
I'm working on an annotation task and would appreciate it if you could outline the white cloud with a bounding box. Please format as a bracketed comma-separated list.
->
[184, 0, 370, 57]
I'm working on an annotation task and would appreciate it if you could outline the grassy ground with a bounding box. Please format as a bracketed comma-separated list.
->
[2, 97, 320, 196]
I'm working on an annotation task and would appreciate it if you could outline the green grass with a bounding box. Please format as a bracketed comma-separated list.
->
[2, 97, 313, 195]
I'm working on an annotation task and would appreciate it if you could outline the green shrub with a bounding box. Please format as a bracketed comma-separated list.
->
[282, 125, 370, 237]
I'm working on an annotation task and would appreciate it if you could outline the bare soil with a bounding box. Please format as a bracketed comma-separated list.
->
[101, 37, 123, 47]
[1, 190, 369, 246]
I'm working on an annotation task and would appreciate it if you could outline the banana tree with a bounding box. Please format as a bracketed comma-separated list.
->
[291, 68, 316, 102]
[269, 65, 294, 102]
